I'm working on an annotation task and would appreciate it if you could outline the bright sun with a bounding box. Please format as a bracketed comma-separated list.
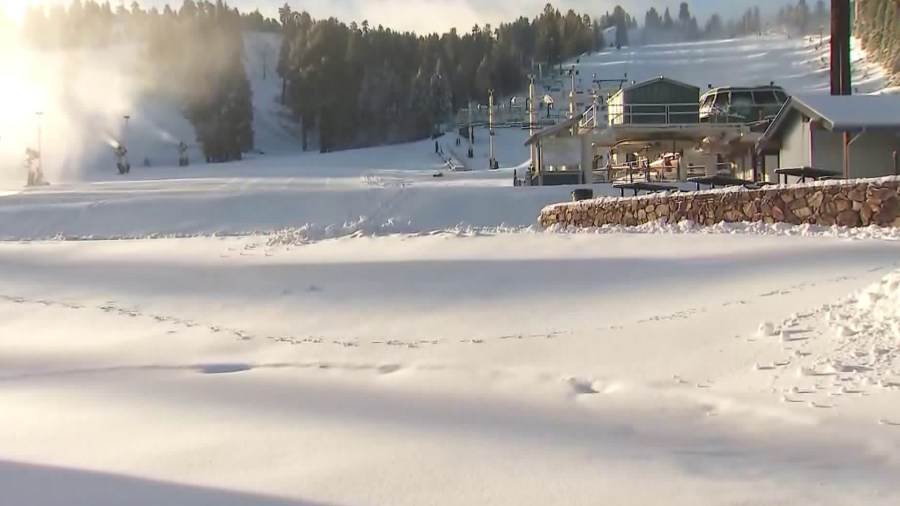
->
[0, 2, 47, 153]
[0, 0, 27, 26]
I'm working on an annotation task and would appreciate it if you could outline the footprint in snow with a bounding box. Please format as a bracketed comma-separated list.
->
[377, 364, 402, 375]
[566, 377, 599, 395]
[197, 363, 253, 375]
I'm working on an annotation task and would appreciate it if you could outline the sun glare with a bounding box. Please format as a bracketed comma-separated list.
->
[0, 4, 46, 153]
[0, 0, 27, 26]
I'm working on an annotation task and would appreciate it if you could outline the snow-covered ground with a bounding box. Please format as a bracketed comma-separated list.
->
[3, 32, 900, 506]
[2, 232, 900, 506]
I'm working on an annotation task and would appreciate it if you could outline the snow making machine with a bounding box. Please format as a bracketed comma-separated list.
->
[178, 141, 190, 167]
[114, 143, 131, 175]
[24, 148, 48, 187]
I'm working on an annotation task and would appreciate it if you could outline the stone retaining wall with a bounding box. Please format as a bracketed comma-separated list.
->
[539, 177, 900, 229]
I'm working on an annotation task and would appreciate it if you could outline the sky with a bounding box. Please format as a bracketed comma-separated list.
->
[7, 1, 800, 34]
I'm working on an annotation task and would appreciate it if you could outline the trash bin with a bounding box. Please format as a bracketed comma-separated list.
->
[572, 188, 593, 202]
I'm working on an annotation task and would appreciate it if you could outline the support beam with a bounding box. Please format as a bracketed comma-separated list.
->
[581, 136, 593, 185]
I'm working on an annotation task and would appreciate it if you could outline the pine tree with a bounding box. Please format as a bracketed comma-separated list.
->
[430, 59, 453, 133]
[795, 0, 811, 34]
[705, 13, 724, 39]
[663, 8, 675, 30]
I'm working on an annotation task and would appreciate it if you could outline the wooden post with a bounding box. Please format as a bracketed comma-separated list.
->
[751, 150, 759, 182]
[893, 150, 898, 176]
[843, 131, 850, 179]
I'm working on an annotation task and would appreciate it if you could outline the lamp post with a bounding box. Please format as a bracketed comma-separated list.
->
[35, 111, 43, 159]
[488, 89, 496, 169]
[566, 67, 579, 121]
[36, 112, 43, 182]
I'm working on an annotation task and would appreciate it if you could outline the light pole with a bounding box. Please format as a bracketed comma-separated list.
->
[30, 111, 44, 186]
[566, 67, 579, 122]
[467, 100, 474, 158]
[488, 89, 496, 169]
[36, 111, 43, 178]
[35, 111, 43, 158]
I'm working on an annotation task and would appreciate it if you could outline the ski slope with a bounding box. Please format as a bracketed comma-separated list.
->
[0, 31, 298, 187]
[3, 32, 900, 506]
[546, 33, 889, 109]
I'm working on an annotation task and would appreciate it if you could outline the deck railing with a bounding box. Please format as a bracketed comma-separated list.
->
[607, 102, 700, 125]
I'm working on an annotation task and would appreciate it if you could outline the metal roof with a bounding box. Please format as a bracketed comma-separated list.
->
[763, 93, 900, 142]
[609, 76, 700, 100]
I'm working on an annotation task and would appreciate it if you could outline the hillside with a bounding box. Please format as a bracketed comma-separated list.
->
[855, 0, 900, 86]
[0, 30, 296, 187]
[544, 31, 888, 110]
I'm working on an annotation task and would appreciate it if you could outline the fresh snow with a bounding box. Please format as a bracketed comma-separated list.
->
[2, 33, 900, 506]
[2, 233, 900, 506]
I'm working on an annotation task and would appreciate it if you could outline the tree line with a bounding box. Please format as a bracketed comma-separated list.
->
[775, 0, 829, 35]
[275, 3, 639, 151]
[855, 0, 900, 85]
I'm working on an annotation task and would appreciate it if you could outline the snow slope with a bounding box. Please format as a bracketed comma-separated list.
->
[553, 33, 888, 106]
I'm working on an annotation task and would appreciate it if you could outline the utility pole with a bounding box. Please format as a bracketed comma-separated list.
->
[568, 67, 578, 120]
[123, 114, 130, 154]
[830, 0, 851, 95]
[527, 74, 539, 186]
[467, 100, 474, 158]
[488, 89, 496, 169]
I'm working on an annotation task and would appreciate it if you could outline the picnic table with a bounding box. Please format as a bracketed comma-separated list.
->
[612, 182, 678, 197]
[774, 166, 840, 184]
[687, 175, 757, 191]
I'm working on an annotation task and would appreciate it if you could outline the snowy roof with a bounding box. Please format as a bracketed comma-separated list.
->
[764, 93, 900, 140]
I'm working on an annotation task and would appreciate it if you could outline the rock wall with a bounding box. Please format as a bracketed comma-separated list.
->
[539, 177, 900, 229]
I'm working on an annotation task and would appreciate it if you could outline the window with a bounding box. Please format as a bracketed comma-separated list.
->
[713, 93, 729, 108]
[729, 91, 754, 107]
[753, 90, 779, 104]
